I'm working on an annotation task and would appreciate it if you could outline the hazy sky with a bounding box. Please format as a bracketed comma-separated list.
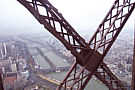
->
[0, 0, 134, 36]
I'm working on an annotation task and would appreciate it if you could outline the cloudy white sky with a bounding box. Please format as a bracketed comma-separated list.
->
[0, 0, 134, 36]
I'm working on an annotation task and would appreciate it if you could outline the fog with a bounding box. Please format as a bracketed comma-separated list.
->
[0, 0, 134, 36]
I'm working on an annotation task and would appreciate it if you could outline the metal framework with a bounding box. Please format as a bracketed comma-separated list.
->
[17, 0, 135, 90]
[0, 74, 4, 90]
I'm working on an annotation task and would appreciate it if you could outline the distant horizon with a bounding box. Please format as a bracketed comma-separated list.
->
[0, 26, 134, 38]
[0, 0, 134, 37]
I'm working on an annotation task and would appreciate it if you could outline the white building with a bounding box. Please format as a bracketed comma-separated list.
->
[11, 63, 17, 72]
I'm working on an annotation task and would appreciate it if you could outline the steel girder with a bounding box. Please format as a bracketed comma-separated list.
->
[0, 74, 4, 90]
[17, 0, 135, 90]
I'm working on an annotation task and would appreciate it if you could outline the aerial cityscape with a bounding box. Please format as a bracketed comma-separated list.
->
[0, 0, 135, 90]
[0, 31, 134, 90]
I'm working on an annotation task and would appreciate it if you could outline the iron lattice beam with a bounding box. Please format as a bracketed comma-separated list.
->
[17, 0, 135, 90]
[58, 0, 135, 89]
[18, 0, 90, 65]
[0, 74, 4, 90]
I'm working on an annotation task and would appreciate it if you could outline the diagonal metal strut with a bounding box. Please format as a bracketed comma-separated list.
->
[17, 0, 135, 90]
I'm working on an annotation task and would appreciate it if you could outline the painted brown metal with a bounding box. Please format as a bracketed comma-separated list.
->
[17, 0, 135, 90]
[0, 74, 4, 90]
[57, 0, 135, 89]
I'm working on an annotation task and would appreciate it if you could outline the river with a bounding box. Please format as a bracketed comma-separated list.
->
[46, 71, 108, 90]
[15, 36, 108, 90]
[31, 45, 108, 90]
